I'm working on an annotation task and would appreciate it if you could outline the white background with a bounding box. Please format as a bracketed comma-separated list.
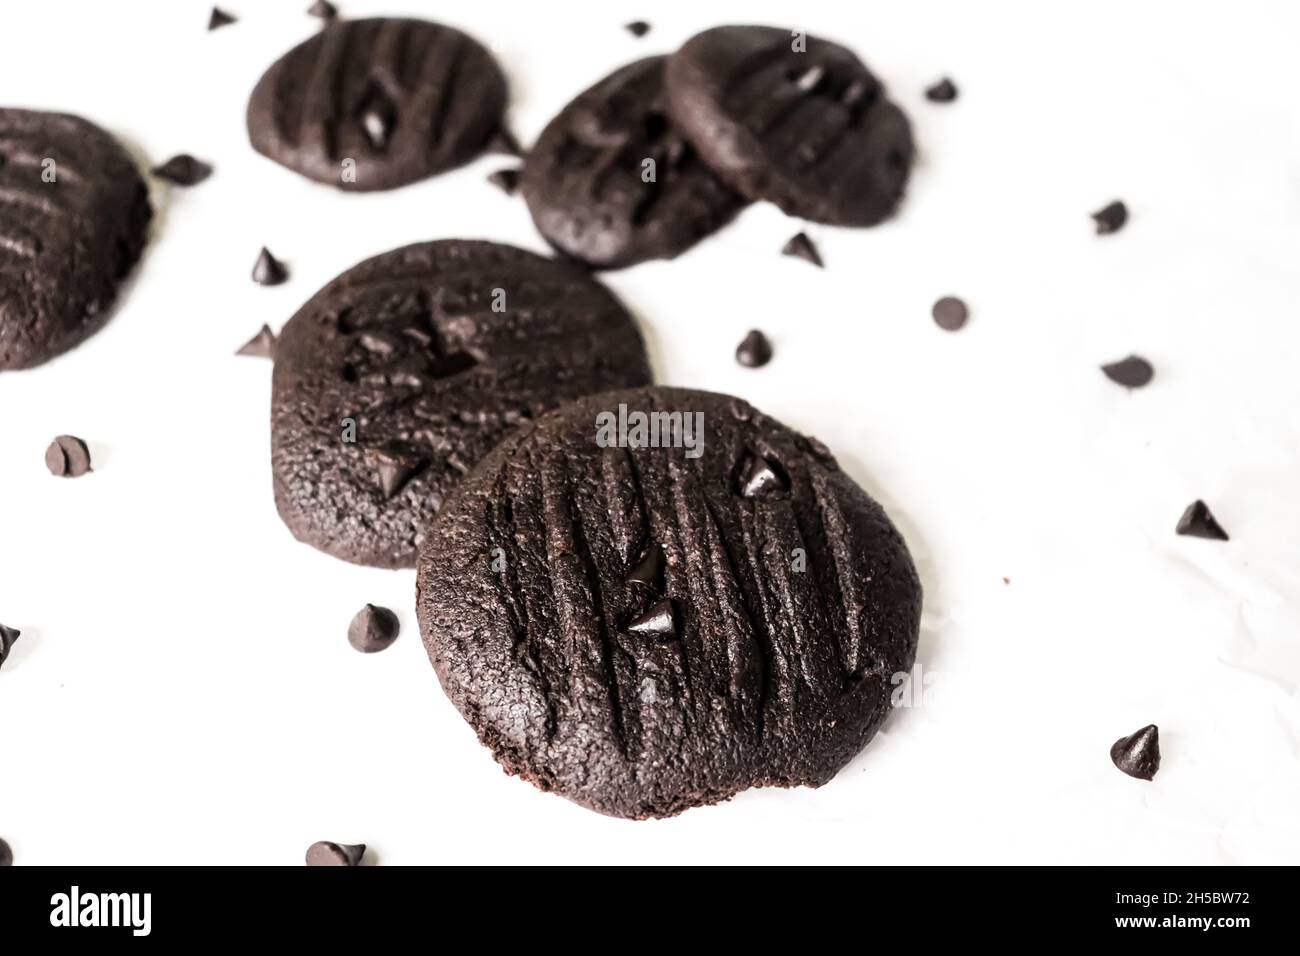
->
[2, 0, 1298, 865]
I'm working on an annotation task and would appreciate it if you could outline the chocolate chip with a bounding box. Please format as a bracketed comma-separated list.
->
[45, 436, 91, 478]
[152, 154, 213, 186]
[1101, 355, 1154, 388]
[208, 7, 236, 30]
[237, 324, 277, 359]
[781, 231, 823, 267]
[361, 102, 394, 151]
[306, 841, 365, 866]
[738, 453, 790, 499]
[307, 0, 337, 20]
[252, 247, 288, 286]
[793, 65, 827, 94]
[371, 446, 422, 499]
[1176, 500, 1229, 541]
[735, 329, 772, 368]
[0, 838, 11, 867]
[1110, 724, 1160, 780]
[348, 604, 400, 653]
[486, 128, 522, 157]
[625, 598, 677, 639]
[798, 434, 836, 466]
[1092, 200, 1128, 235]
[841, 78, 876, 109]
[625, 21, 651, 37]
[487, 168, 520, 195]
[0, 624, 19, 671]
[626, 545, 664, 591]
[44, 443, 67, 476]
[356, 332, 397, 358]
[925, 77, 959, 103]
[931, 296, 969, 331]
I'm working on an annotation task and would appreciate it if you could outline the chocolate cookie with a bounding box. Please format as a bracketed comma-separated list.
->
[665, 25, 914, 226]
[417, 386, 922, 818]
[521, 57, 746, 269]
[271, 240, 652, 568]
[0, 109, 150, 370]
[247, 18, 507, 191]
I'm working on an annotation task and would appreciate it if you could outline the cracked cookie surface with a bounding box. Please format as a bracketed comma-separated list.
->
[271, 240, 651, 568]
[417, 386, 922, 818]
[247, 17, 507, 191]
[521, 56, 746, 269]
[0, 108, 150, 370]
[665, 25, 914, 226]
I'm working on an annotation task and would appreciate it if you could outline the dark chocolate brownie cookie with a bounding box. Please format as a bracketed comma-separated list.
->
[521, 57, 746, 269]
[417, 386, 922, 818]
[0, 109, 150, 370]
[271, 240, 652, 568]
[665, 25, 914, 226]
[247, 18, 507, 191]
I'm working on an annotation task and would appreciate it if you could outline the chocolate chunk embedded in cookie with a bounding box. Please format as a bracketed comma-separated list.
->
[521, 57, 746, 268]
[247, 18, 507, 191]
[417, 386, 922, 818]
[0, 109, 150, 370]
[271, 240, 651, 568]
[665, 25, 913, 226]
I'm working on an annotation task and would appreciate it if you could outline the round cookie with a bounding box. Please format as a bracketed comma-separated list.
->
[247, 18, 507, 191]
[271, 240, 652, 568]
[521, 57, 746, 269]
[417, 386, 922, 818]
[0, 109, 151, 370]
[664, 25, 914, 226]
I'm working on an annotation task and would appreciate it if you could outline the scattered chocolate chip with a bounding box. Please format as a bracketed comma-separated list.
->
[625, 598, 677, 639]
[0, 624, 19, 671]
[237, 324, 277, 359]
[1176, 500, 1229, 541]
[1092, 200, 1128, 235]
[626, 545, 664, 591]
[45, 436, 92, 478]
[486, 128, 522, 157]
[487, 168, 520, 195]
[1101, 355, 1154, 389]
[931, 296, 969, 331]
[925, 77, 959, 103]
[735, 329, 773, 368]
[306, 841, 365, 866]
[781, 231, 823, 267]
[348, 604, 400, 653]
[208, 7, 236, 30]
[1002, 576, 1010, 585]
[152, 154, 213, 186]
[1110, 724, 1160, 780]
[252, 247, 288, 286]
[0, 838, 11, 866]
[738, 453, 790, 499]
[371, 446, 422, 499]
[307, 0, 337, 20]
[625, 21, 651, 38]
